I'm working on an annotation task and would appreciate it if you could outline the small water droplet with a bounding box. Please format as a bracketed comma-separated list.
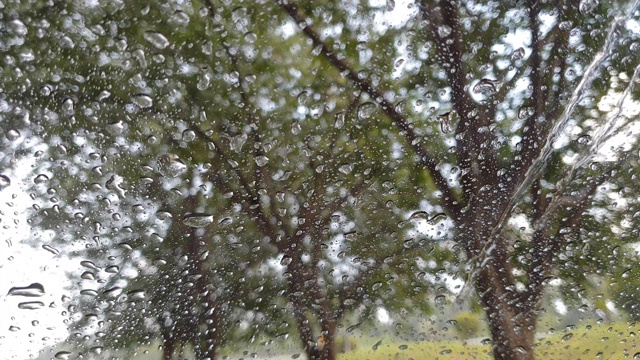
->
[357, 102, 377, 120]
[518, 106, 534, 120]
[579, 0, 598, 14]
[291, 121, 302, 135]
[34, 174, 49, 184]
[0, 174, 10, 190]
[561, 333, 573, 342]
[511, 47, 525, 61]
[105, 265, 120, 274]
[103, 286, 123, 298]
[183, 213, 214, 228]
[18, 301, 45, 310]
[255, 156, 269, 167]
[280, 255, 292, 266]
[338, 164, 353, 175]
[297, 91, 308, 105]
[42, 244, 60, 255]
[230, 133, 248, 153]
[438, 112, 454, 133]
[182, 129, 196, 142]
[157, 154, 187, 178]
[106, 120, 124, 135]
[54, 351, 72, 359]
[80, 260, 100, 271]
[131, 94, 153, 108]
[7, 283, 45, 297]
[143, 31, 170, 49]
[334, 112, 345, 129]
[372, 340, 383, 350]
[80, 271, 95, 280]
[577, 134, 592, 144]
[473, 78, 499, 95]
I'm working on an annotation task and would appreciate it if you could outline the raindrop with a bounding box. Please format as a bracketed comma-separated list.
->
[280, 255, 292, 266]
[473, 78, 499, 95]
[0, 175, 10, 190]
[357, 102, 377, 120]
[42, 244, 60, 255]
[386, 0, 395, 11]
[157, 154, 187, 178]
[334, 112, 345, 129]
[80, 260, 100, 271]
[291, 121, 302, 135]
[9, 326, 20, 332]
[80, 289, 98, 297]
[18, 301, 45, 310]
[579, 0, 598, 14]
[338, 164, 353, 175]
[34, 174, 49, 184]
[297, 91, 308, 105]
[6, 129, 21, 141]
[434, 294, 447, 304]
[244, 31, 258, 43]
[561, 333, 573, 342]
[230, 133, 248, 153]
[438, 112, 454, 134]
[131, 94, 153, 108]
[54, 351, 72, 359]
[8, 283, 45, 297]
[106, 120, 125, 135]
[80, 271, 95, 280]
[105, 265, 120, 274]
[438, 25, 452, 38]
[254, 156, 269, 167]
[518, 106, 534, 120]
[127, 289, 146, 300]
[156, 210, 173, 220]
[143, 31, 170, 49]
[372, 340, 383, 350]
[183, 213, 214, 228]
[182, 129, 196, 142]
[511, 47, 525, 61]
[577, 134, 591, 145]
[103, 287, 123, 298]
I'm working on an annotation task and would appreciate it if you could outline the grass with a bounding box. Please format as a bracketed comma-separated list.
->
[340, 321, 640, 360]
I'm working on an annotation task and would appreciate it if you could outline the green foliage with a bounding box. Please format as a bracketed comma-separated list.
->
[452, 312, 481, 340]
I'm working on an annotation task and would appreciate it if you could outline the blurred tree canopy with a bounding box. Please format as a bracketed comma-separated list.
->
[1, 0, 640, 359]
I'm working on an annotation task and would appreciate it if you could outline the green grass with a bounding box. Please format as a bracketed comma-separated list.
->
[340, 321, 640, 360]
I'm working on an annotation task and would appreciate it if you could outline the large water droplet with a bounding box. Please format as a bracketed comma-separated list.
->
[131, 94, 153, 108]
[183, 213, 214, 228]
[54, 351, 72, 359]
[473, 78, 499, 95]
[511, 47, 525, 61]
[143, 31, 170, 49]
[438, 112, 454, 134]
[42, 244, 60, 255]
[254, 156, 269, 167]
[106, 120, 125, 135]
[357, 102, 377, 120]
[34, 174, 49, 184]
[18, 301, 45, 310]
[7, 283, 45, 297]
[230, 133, 248, 153]
[280, 255, 292, 266]
[6, 129, 21, 141]
[157, 154, 187, 178]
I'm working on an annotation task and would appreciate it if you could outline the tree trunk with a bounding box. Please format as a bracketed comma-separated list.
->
[162, 326, 176, 360]
[476, 260, 537, 360]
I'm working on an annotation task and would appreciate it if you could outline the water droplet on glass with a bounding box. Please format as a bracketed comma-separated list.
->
[105, 265, 120, 274]
[297, 91, 309, 105]
[18, 301, 45, 310]
[438, 112, 454, 134]
[511, 47, 525, 61]
[357, 102, 377, 120]
[438, 25, 452, 38]
[143, 31, 170, 49]
[0, 174, 10, 190]
[103, 286, 123, 298]
[54, 351, 72, 359]
[131, 94, 154, 108]
[230, 133, 248, 153]
[335, 112, 345, 129]
[386, 0, 396, 11]
[579, 0, 598, 14]
[255, 156, 269, 167]
[577, 134, 591, 144]
[34, 174, 49, 184]
[80, 260, 100, 271]
[157, 154, 187, 178]
[182, 129, 196, 142]
[9, 325, 20, 332]
[291, 121, 302, 135]
[372, 340, 383, 351]
[518, 106, 534, 120]
[156, 210, 173, 220]
[183, 213, 214, 228]
[106, 120, 124, 136]
[280, 255, 292, 266]
[8, 283, 45, 297]
[473, 78, 499, 95]
[6, 129, 20, 141]
[338, 164, 353, 175]
[561, 332, 573, 342]
[80, 271, 95, 280]
[42, 244, 60, 255]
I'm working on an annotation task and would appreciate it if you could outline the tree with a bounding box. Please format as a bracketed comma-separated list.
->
[3, 1, 640, 360]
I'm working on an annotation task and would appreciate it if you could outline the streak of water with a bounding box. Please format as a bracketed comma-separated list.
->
[457, 0, 640, 298]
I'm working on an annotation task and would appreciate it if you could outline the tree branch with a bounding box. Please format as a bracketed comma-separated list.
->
[276, 0, 460, 219]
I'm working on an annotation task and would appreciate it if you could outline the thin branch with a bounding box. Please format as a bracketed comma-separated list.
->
[276, 0, 460, 219]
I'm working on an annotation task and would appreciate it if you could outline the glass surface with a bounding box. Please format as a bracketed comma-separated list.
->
[1, 1, 640, 359]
